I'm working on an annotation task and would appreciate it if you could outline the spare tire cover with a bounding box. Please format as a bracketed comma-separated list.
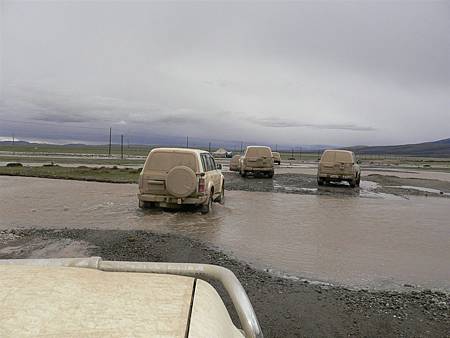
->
[166, 166, 197, 198]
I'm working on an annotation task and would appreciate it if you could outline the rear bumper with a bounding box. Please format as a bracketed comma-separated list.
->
[138, 193, 208, 205]
[242, 167, 274, 172]
[318, 173, 355, 180]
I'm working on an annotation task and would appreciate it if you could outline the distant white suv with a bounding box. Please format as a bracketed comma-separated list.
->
[138, 148, 224, 213]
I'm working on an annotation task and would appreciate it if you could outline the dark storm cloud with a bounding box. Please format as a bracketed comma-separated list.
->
[251, 118, 375, 131]
[1, 1, 449, 145]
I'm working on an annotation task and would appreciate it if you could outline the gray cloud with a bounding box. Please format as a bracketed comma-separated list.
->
[0, 1, 449, 146]
[151, 115, 204, 126]
[251, 118, 375, 131]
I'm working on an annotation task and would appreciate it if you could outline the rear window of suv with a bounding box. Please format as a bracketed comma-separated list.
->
[145, 152, 198, 172]
[245, 147, 272, 158]
[321, 151, 353, 163]
[335, 152, 353, 163]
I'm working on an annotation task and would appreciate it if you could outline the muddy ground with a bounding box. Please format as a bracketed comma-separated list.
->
[0, 229, 448, 338]
[366, 174, 450, 196]
[1, 170, 449, 336]
[223, 172, 450, 198]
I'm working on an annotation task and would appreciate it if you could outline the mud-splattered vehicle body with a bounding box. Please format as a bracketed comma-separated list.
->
[230, 154, 241, 171]
[272, 152, 281, 165]
[0, 257, 263, 338]
[138, 148, 224, 213]
[317, 150, 361, 187]
[239, 146, 274, 178]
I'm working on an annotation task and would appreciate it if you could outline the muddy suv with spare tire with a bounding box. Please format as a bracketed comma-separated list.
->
[138, 148, 224, 213]
[239, 146, 274, 178]
[317, 149, 361, 187]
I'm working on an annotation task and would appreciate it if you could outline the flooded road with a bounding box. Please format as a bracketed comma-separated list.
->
[274, 165, 450, 182]
[1, 176, 449, 291]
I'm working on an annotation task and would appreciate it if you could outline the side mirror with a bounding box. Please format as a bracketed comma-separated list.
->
[216, 164, 222, 170]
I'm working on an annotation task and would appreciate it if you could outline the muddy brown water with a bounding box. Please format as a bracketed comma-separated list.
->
[1, 176, 449, 291]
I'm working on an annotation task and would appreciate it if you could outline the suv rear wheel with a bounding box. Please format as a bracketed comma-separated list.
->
[215, 183, 225, 204]
[139, 200, 150, 209]
[201, 189, 214, 214]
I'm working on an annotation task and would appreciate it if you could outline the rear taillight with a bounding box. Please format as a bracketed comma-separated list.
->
[198, 178, 206, 193]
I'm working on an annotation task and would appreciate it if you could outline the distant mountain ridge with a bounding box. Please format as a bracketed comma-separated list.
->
[1, 138, 450, 156]
[348, 138, 450, 156]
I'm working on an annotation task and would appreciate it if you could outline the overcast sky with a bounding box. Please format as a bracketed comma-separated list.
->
[0, 0, 449, 146]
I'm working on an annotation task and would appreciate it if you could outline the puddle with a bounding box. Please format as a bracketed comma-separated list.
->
[360, 180, 380, 190]
[284, 186, 317, 193]
[1, 176, 449, 291]
[274, 166, 450, 182]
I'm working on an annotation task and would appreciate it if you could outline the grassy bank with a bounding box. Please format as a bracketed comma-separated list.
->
[0, 165, 140, 183]
[0, 144, 152, 157]
[0, 155, 145, 166]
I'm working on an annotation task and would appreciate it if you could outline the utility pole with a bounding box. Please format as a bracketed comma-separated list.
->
[12, 133, 15, 155]
[208, 142, 211, 153]
[186, 136, 189, 148]
[120, 134, 124, 159]
[108, 127, 112, 157]
[240, 141, 243, 154]
[299, 146, 302, 160]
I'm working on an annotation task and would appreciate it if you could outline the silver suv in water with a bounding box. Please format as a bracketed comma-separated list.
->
[138, 148, 224, 213]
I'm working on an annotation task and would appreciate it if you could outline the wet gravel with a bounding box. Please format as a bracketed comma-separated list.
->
[224, 172, 450, 198]
[367, 174, 450, 197]
[0, 229, 25, 244]
[1, 228, 449, 338]
[224, 172, 366, 197]
[224, 172, 318, 194]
